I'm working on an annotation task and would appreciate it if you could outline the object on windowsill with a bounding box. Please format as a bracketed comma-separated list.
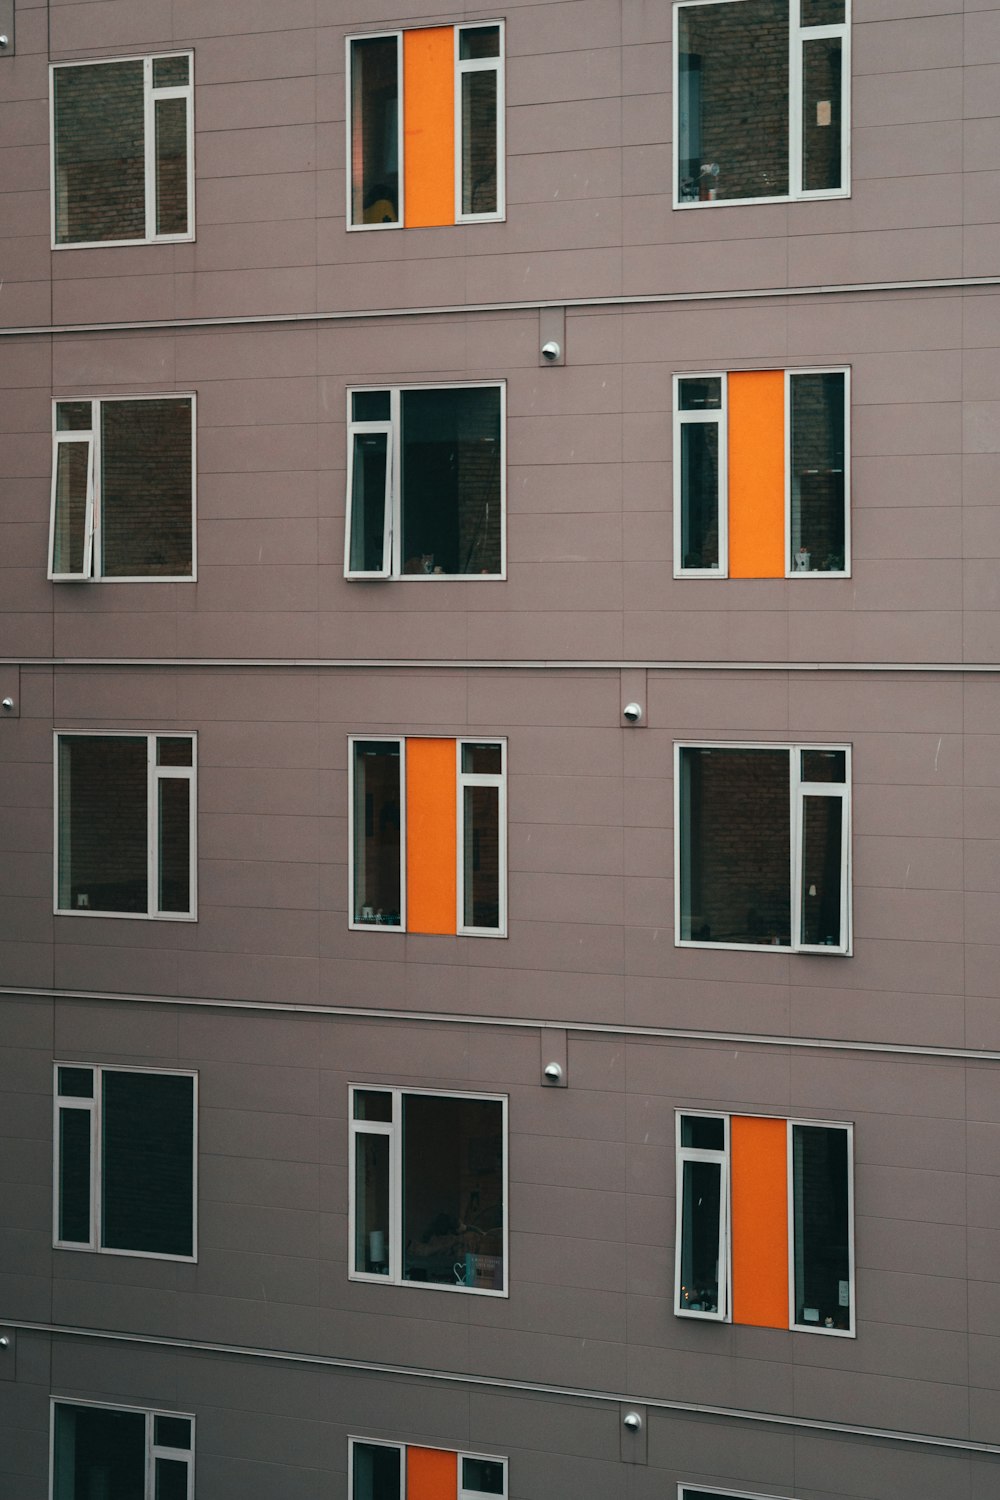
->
[794, 547, 811, 571]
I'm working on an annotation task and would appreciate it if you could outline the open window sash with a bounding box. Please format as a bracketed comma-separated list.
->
[675, 1140, 729, 1321]
[344, 421, 393, 579]
[49, 431, 95, 581]
[793, 770, 850, 954]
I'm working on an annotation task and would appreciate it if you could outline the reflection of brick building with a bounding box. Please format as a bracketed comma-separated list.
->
[3, 5, 1000, 1500]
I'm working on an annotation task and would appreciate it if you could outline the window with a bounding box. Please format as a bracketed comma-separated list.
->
[350, 737, 506, 936]
[674, 370, 848, 577]
[676, 743, 851, 953]
[675, 1112, 854, 1335]
[680, 1491, 791, 1500]
[51, 1401, 193, 1499]
[350, 1440, 507, 1500]
[51, 53, 194, 247]
[54, 1064, 196, 1259]
[49, 397, 195, 581]
[350, 1087, 507, 1294]
[55, 733, 197, 919]
[675, 0, 849, 205]
[347, 22, 504, 228]
[345, 385, 504, 579]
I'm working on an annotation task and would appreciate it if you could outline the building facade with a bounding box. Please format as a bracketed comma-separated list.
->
[3, 0, 1000, 1496]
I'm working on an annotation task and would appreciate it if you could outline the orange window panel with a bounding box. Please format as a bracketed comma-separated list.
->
[403, 27, 455, 228]
[728, 370, 785, 579]
[730, 1114, 788, 1329]
[407, 1446, 457, 1500]
[406, 738, 457, 935]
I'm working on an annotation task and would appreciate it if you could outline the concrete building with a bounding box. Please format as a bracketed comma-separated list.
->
[2, 1, 1000, 1496]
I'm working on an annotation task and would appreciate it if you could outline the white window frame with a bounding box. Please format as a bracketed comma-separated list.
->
[679, 1488, 794, 1500]
[674, 1111, 730, 1322]
[50, 1399, 195, 1500]
[53, 731, 198, 921]
[349, 1084, 509, 1297]
[50, 51, 195, 249]
[52, 1063, 198, 1262]
[348, 734, 407, 933]
[345, 29, 405, 232]
[787, 1117, 856, 1337]
[457, 737, 508, 937]
[673, 741, 852, 954]
[348, 735, 507, 938]
[48, 394, 197, 583]
[454, 21, 506, 224]
[673, 369, 850, 579]
[672, 0, 850, 210]
[672, 372, 729, 579]
[673, 1111, 854, 1337]
[348, 1438, 509, 1499]
[346, 23, 506, 232]
[344, 382, 507, 581]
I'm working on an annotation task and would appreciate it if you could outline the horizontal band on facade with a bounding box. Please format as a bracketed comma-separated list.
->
[6, 1318, 999, 1459]
[5, 658, 1000, 673]
[2, 274, 1000, 341]
[5, 985, 1000, 1066]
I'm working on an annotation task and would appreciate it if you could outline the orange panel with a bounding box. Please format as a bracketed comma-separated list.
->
[731, 1115, 789, 1329]
[728, 370, 786, 578]
[403, 27, 455, 228]
[406, 738, 457, 935]
[407, 1446, 457, 1500]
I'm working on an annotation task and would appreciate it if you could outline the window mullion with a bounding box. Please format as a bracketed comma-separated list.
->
[93, 1069, 103, 1250]
[390, 390, 402, 577]
[143, 57, 155, 241]
[391, 1091, 402, 1284]
[147, 737, 158, 917]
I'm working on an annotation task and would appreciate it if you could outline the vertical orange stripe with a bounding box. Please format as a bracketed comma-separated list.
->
[403, 27, 455, 228]
[407, 1446, 457, 1500]
[731, 1115, 789, 1329]
[728, 370, 786, 578]
[406, 738, 457, 935]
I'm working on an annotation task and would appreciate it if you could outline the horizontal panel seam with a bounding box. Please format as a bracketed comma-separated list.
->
[4, 659, 1000, 672]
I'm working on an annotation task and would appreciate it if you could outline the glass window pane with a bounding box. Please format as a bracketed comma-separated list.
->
[462, 742, 501, 776]
[400, 388, 502, 575]
[354, 1089, 393, 1122]
[463, 784, 500, 930]
[462, 1455, 505, 1494]
[349, 432, 390, 573]
[679, 422, 720, 570]
[58, 1107, 92, 1242]
[101, 399, 193, 577]
[56, 402, 93, 432]
[353, 1441, 402, 1500]
[801, 748, 846, 783]
[800, 795, 843, 947]
[793, 1124, 851, 1329]
[355, 1131, 391, 1274]
[679, 1158, 722, 1313]
[157, 737, 193, 768]
[801, 0, 845, 19]
[460, 26, 500, 59]
[790, 373, 845, 570]
[679, 747, 791, 946]
[155, 96, 189, 235]
[52, 1403, 146, 1500]
[152, 55, 190, 87]
[58, 736, 148, 914]
[52, 443, 90, 575]
[678, 0, 789, 203]
[678, 377, 721, 411]
[403, 1094, 504, 1290]
[154, 1416, 191, 1449]
[158, 777, 191, 915]
[351, 37, 399, 225]
[353, 742, 402, 924]
[461, 69, 498, 215]
[53, 61, 145, 244]
[101, 1070, 194, 1256]
[58, 1066, 94, 1098]
[155, 1457, 189, 1500]
[680, 1114, 724, 1151]
[802, 36, 843, 191]
[353, 390, 391, 422]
